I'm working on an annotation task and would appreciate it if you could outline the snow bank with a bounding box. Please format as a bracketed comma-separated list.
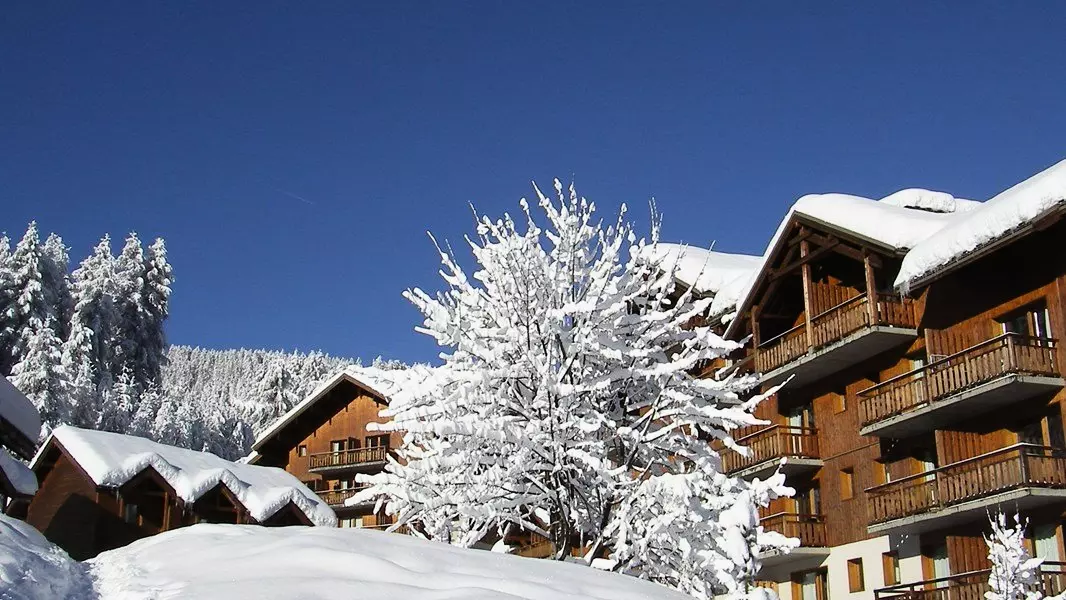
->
[39, 426, 334, 527]
[88, 523, 692, 600]
[0, 375, 41, 449]
[642, 243, 761, 296]
[0, 448, 37, 496]
[896, 159, 1066, 289]
[0, 514, 89, 600]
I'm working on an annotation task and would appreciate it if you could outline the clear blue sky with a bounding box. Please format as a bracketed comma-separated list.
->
[3, 3, 1065, 364]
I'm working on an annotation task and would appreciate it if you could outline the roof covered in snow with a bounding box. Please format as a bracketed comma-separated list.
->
[0, 447, 37, 497]
[714, 189, 975, 332]
[0, 375, 41, 457]
[252, 365, 428, 453]
[85, 523, 694, 600]
[641, 243, 761, 296]
[896, 159, 1066, 290]
[34, 426, 335, 527]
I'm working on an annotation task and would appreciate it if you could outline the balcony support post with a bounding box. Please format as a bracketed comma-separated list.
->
[800, 238, 815, 351]
[864, 249, 878, 326]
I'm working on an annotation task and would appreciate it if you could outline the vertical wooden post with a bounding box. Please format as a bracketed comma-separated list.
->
[750, 304, 761, 347]
[864, 249, 878, 326]
[800, 238, 814, 350]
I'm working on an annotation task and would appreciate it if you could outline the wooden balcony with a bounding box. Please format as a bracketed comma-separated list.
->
[859, 333, 1063, 437]
[867, 444, 1066, 535]
[874, 561, 1066, 600]
[722, 425, 821, 480]
[308, 446, 389, 474]
[317, 485, 371, 508]
[754, 293, 918, 388]
[757, 513, 831, 575]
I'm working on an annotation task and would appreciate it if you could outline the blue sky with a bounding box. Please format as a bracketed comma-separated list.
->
[3, 3, 1065, 364]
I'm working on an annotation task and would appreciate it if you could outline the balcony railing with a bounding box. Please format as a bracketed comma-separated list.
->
[317, 485, 371, 507]
[760, 512, 827, 547]
[309, 446, 389, 471]
[754, 293, 917, 374]
[722, 425, 820, 474]
[874, 561, 1066, 600]
[867, 444, 1066, 525]
[859, 333, 1060, 429]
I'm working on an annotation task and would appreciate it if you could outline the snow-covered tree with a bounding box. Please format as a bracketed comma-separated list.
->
[356, 181, 791, 598]
[5, 223, 61, 372]
[985, 511, 1044, 600]
[245, 358, 300, 433]
[64, 235, 118, 426]
[0, 235, 15, 373]
[98, 366, 137, 433]
[40, 233, 72, 341]
[112, 233, 147, 385]
[141, 238, 173, 386]
[10, 320, 68, 430]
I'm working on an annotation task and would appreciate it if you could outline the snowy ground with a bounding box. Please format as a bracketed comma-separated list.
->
[1, 516, 690, 600]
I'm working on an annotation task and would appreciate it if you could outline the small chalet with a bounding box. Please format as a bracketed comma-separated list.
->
[26, 425, 335, 559]
[251, 366, 414, 529]
[0, 375, 41, 510]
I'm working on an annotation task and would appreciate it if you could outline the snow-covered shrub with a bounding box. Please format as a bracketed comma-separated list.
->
[985, 511, 1043, 600]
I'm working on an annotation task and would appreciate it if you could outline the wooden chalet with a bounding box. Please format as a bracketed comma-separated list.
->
[0, 375, 41, 511]
[26, 425, 334, 560]
[708, 160, 1066, 599]
[250, 367, 409, 530]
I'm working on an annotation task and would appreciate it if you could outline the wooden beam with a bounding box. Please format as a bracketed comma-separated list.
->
[864, 250, 878, 326]
[770, 242, 837, 281]
[800, 240, 814, 351]
[749, 305, 761, 347]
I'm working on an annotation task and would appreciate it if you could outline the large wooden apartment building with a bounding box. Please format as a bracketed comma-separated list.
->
[694, 159, 1066, 599]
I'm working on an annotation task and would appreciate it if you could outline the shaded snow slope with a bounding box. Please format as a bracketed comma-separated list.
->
[0, 514, 90, 600]
[87, 523, 692, 600]
[0, 375, 41, 450]
[0, 448, 37, 496]
[896, 158, 1066, 290]
[642, 243, 761, 296]
[35, 426, 334, 526]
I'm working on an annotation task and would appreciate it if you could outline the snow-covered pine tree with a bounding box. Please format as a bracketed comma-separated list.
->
[40, 233, 72, 342]
[0, 235, 15, 374]
[112, 233, 147, 386]
[245, 358, 299, 433]
[10, 320, 69, 430]
[141, 238, 173, 387]
[356, 181, 791, 598]
[128, 382, 162, 438]
[5, 223, 61, 373]
[985, 511, 1045, 600]
[98, 366, 137, 433]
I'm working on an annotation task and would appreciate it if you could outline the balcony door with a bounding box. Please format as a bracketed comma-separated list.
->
[1001, 304, 1051, 339]
[792, 569, 828, 600]
[1033, 523, 1063, 562]
[921, 543, 950, 588]
[784, 403, 815, 430]
[794, 483, 821, 517]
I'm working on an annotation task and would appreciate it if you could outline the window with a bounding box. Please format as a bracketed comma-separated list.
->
[882, 552, 900, 586]
[878, 461, 893, 485]
[847, 558, 865, 592]
[123, 503, 139, 524]
[330, 440, 345, 453]
[795, 484, 821, 516]
[1000, 303, 1052, 339]
[922, 543, 950, 581]
[366, 434, 390, 449]
[1033, 523, 1062, 561]
[840, 468, 855, 500]
[792, 569, 828, 600]
[297, 444, 307, 457]
[784, 402, 816, 429]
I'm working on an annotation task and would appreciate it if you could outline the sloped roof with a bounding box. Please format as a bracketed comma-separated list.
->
[0, 376, 41, 456]
[0, 448, 37, 497]
[641, 243, 761, 297]
[33, 426, 334, 526]
[896, 158, 1066, 290]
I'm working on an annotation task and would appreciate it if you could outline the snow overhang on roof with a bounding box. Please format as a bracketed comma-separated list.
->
[0, 376, 41, 457]
[640, 243, 761, 297]
[895, 158, 1066, 292]
[32, 426, 335, 527]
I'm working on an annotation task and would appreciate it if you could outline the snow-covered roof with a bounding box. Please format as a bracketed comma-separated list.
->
[641, 243, 761, 296]
[34, 426, 335, 527]
[0, 375, 41, 451]
[83, 523, 693, 600]
[716, 189, 972, 331]
[252, 365, 426, 452]
[896, 158, 1066, 290]
[0, 447, 37, 497]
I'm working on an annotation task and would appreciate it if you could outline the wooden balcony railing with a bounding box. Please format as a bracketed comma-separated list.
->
[317, 486, 370, 507]
[309, 446, 389, 470]
[874, 561, 1066, 600]
[722, 425, 820, 474]
[760, 512, 827, 547]
[867, 444, 1066, 525]
[859, 333, 1060, 428]
[754, 293, 917, 374]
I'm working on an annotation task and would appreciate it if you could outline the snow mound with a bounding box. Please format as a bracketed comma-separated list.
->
[38, 426, 334, 527]
[0, 375, 41, 451]
[0, 514, 89, 600]
[878, 188, 981, 214]
[87, 523, 692, 600]
[641, 243, 761, 296]
[0, 448, 37, 496]
[896, 158, 1066, 289]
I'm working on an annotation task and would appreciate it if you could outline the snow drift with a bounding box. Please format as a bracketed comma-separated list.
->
[0, 514, 90, 600]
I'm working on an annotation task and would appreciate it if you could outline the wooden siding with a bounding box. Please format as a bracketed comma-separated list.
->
[25, 451, 107, 560]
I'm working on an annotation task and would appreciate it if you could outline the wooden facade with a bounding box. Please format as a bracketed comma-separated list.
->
[723, 206, 1066, 598]
[251, 372, 404, 529]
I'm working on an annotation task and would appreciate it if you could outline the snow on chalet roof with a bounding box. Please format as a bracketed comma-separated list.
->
[896, 158, 1066, 290]
[0, 447, 37, 496]
[642, 243, 761, 296]
[714, 189, 973, 328]
[252, 365, 426, 452]
[35, 426, 334, 527]
[0, 375, 41, 448]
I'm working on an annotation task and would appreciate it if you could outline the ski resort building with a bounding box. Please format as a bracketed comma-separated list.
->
[0, 375, 41, 510]
[250, 366, 410, 529]
[24, 425, 334, 559]
[700, 158, 1066, 599]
